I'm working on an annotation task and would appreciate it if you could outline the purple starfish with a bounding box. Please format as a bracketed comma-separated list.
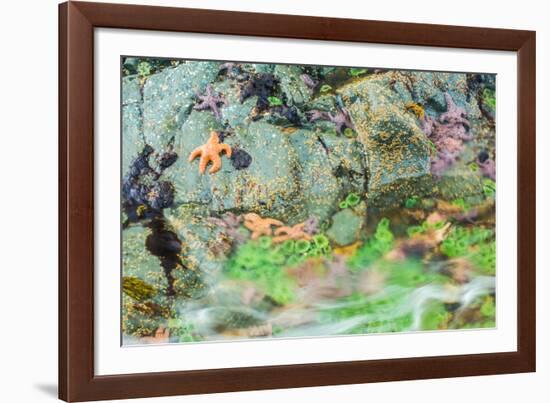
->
[300, 73, 318, 90]
[218, 62, 249, 81]
[193, 85, 227, 120]
[421, 93, 475, 178]
[303, 216, 319, 235]
[306, 109, 330, 122]
[306, 106, 355, 135]
[430, 150, 458, 178]
[207, 212, 246, 244]
[440, 93, 470, 130]
[328, 106, 355, 135]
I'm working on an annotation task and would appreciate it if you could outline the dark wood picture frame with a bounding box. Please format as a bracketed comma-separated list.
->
[59, 1, 536, 401]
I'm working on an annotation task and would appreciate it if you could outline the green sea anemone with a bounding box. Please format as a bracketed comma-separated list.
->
[407, 225, 424, 237]
[295, 239, 311, 254]
[267, 249, 286, 265]
[343, 127, 356, 138]
[451, 198, 469, 211]
[405, 196, 419, 209]
[349, 68, 368, 77]
[482, 88, 496, 111]
[345, 192, 361, 207]
[280, 239, 295, 255]
[348, 218, 394, 270]
[313, 234, 330, 249]
[339, 193, 361, 209]
[268, 96, 283, 106]
[137, 61, 152, 77]
[440, 226, 494, 260]
[320, 84, 333, 94]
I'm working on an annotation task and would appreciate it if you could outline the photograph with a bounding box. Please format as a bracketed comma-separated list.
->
[121, 58, 497, 345]
[1, 0, 542, 402]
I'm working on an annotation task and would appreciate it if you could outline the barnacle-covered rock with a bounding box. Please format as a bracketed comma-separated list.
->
[164, 112, 366, 227]
[339, 74, 433, 208]
[164, 117, 303, 220]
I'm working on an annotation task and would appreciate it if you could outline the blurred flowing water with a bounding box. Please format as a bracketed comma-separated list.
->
[171, 263, 495, 342]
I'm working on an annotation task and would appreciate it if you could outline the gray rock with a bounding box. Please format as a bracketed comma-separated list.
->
[165, 118, 303, 221]
[274, 64, 312, 107]
[164, 205, 229, 282]
[339, 74, 433, 208]
[403, 71, 481, 119]
[214, 79, 256, 129]
[122, 77, 144, 177]
[122, 76, 142, 105]
[122, 103, 144, 178]
[436, 168, 484, 201]
[163, 105, 369, 227]
[288, 131, 342, 223]
[326, 202, 366, 246]
[142, 61, 220, 152]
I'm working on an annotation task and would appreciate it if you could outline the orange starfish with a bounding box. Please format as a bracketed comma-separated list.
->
[273, 222, 312, 243]
[188, 131, 232, 174]
[243, 213, 283, 239]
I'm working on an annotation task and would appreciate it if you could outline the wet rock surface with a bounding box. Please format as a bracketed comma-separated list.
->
[121, 60, 496, 341]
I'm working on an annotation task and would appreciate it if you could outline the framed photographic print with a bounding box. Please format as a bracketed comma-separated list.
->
[59, 1, 536, 401]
